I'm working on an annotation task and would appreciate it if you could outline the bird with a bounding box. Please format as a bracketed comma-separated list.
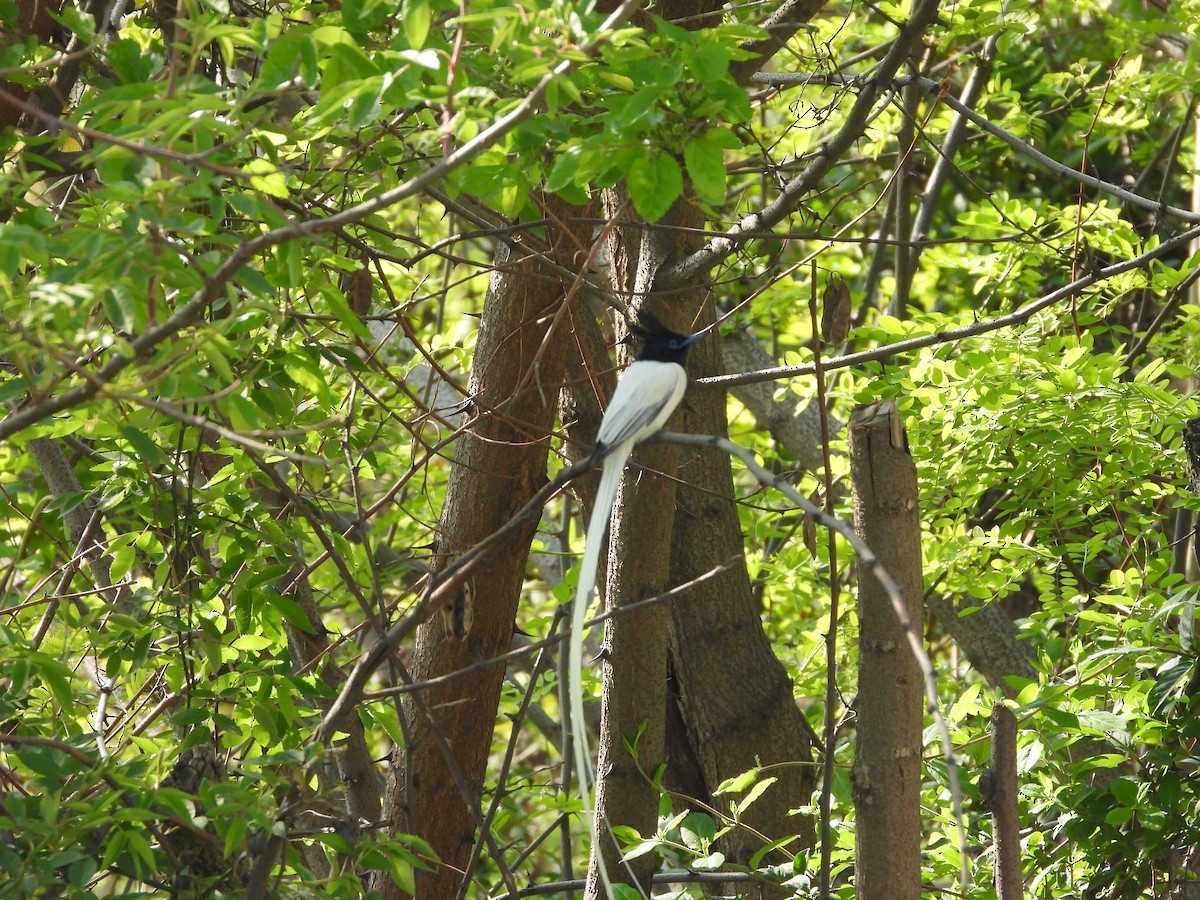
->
[567, 308, 702, 891]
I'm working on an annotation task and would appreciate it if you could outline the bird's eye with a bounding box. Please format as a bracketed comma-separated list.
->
[668, 339, 679, 349]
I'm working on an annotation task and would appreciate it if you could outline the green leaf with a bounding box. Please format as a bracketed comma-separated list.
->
[266, 592, 318, 633]
[545, 147, 581, 193]
[321, 282, 376, 342]
[109, 38, 161, 83]
[244, 158, 290, 199]
[1078, 710, 1126, 734]
[1180, 600, 1195, 651]
[611, 86, 664, 129]
[622, 838, 661, 862]
[117, 426, 168, 467]
[403, 0, 431, 50]
[627, 153, 682, 222]
[1109, 777, 1140, 806]
[715, 767, 760, 795]
[678, 811, 716, 848]
[342, 0, 390, 40]
[49, 4, 96, 44]
[102, 285, 147, 334]
[733, 776, 777, 815]
[1149, 657, 1191, 717]
[232, 634, 273, 652]
[689, 40, 730, 86]
[201, 337, 237, 383]
[598, 72, 636, 92]
[29, 653, 77, 715]
[170, 707, 212, 727]
[684, 133, 727, 204]
[221, 393, 263, 432]
[110, 543, 136, 582]
[750, 834, 799, 869]
[693, 851, 726, 871]
[260, 30, 320, 89]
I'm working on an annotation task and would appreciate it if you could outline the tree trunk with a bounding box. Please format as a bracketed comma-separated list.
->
[0, 0, 62, 130]
[667, 317, 817, 875]
[987, 702, 1022, 898]
[849, 400, 924, 900]
[381, 197, 590, 900]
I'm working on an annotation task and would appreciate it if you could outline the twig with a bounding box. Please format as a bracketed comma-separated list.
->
[657, 0, 945, 288]
[905, 23, 1004, 275]
[487, 867, 785, 899]
[728, 0, 831, 86]
[358, 561, 735, 701]
[698, 221, 1200, 389]
[752, 71, 1200, 225]
[312, 455, 595, 744]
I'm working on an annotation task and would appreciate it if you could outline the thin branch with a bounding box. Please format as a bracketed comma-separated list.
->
[490, 868, 781, 899]
[106, 391, 329, 465]
[359, 562, 735, 701]
[657, 0, 944, 288]
[887, 74, 922, 318]
[729, 0, 831, 86]
[751, 71, 1200, 225]
[697, 221, 1200, 388]
[904, 27, 1004, 275]
[1121, 262, 1200, 371]
[311, 455, 594, 744]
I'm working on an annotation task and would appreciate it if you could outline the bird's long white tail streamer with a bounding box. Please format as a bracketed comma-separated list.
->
[568, 441, 631, 895]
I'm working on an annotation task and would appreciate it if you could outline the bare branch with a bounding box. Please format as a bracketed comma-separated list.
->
[698, 221, 1200, 389]
[752, 71, 1200, 225]
[728, 0, 831, 86]
[657, 0, 944, 288]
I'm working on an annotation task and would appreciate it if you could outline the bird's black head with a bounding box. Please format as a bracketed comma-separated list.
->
[628, 310, 702, 364]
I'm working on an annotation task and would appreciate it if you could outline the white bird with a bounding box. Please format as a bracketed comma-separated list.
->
[568, 309, 701, 892]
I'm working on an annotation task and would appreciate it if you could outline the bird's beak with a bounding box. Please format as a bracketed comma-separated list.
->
[682, 332, 704, 346]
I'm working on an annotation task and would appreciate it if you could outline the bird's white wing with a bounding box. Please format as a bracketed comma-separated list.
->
[595, 360, 687, 454]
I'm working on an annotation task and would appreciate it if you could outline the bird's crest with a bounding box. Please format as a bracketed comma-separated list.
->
[628, 309, 688, 344]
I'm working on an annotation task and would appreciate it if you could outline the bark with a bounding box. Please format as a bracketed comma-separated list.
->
[668, 318, 817, 875]
[849, 400, 923, 900]
[379, 196, 590, 900]
[25, 436, 118, 608]
[720, 329, 839, 473]
[925, 594, 1037, 695]
[985, 702, 1022, 899]
[0, 0, 62, 130]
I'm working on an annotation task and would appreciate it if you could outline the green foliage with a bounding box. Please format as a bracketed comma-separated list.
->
[3, 0, 1200, 895]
